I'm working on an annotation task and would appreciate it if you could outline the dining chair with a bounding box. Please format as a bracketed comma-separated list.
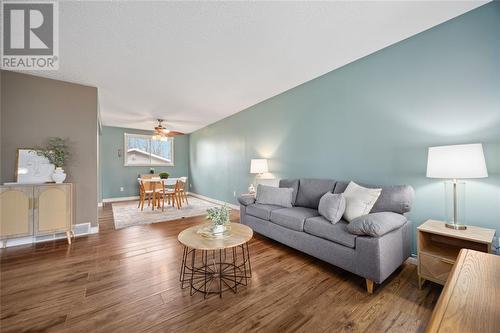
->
[178, 177, 189, 205]
[138, 178, 155, 211]
[156, 180, 182, 211]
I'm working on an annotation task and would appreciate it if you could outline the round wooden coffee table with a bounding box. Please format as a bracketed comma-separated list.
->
[178, 223, 253, 298]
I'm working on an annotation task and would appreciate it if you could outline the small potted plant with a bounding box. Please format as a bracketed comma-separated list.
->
[37, 137, 70, 183]
[159, 172, 169, 179]
[206, 205, 231, 235]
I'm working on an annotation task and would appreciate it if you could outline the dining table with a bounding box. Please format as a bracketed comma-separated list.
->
[139, 177, 179, 211]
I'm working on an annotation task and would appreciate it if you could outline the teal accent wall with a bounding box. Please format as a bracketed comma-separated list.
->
[100, 126, 189, 200]
[189, 2, 500, 252]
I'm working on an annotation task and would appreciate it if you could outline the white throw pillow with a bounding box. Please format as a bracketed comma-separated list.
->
[342, 181, 382, 222]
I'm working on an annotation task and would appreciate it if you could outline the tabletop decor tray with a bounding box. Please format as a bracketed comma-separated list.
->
[197, 225, 232, 239]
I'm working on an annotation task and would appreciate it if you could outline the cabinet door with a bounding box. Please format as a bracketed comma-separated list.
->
[0, 186, 33, 238]
[34, 184, 72, 235]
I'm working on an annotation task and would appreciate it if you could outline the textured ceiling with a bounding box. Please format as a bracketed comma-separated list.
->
[25, 1, 487, 133]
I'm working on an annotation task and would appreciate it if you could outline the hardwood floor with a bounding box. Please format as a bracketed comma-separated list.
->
[1, 204, 442, 333]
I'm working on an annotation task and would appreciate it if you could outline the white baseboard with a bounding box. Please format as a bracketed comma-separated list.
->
[1, 222, 99, 248]
[189, 192, 240, 210]
[102, 195, 140, 203]
[100, 192, 239, 210]
[406, 255, 417, 265]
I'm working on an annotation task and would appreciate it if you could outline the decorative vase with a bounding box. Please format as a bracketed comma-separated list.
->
[211, 224, 227, 234]
[52, 167, 67, 183]
[197, 222, 231, 238]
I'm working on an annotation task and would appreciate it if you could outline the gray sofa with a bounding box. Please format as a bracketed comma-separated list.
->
[238, 179, 414, 293]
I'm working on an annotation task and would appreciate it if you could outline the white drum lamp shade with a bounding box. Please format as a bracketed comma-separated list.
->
[250, 159, 268, 174]
[426, 143, 488, 179]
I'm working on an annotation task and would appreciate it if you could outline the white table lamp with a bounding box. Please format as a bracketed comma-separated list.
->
[426, 143, 488, 230]
[249, 159, 269, 194]
[250, 159, 268, 175]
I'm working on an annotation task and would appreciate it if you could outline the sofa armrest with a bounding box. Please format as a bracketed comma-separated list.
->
[237, 195, 255, 206]
[354, 220, 412, 284]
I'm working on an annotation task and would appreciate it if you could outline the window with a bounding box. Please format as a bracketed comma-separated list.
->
[124, 133, 174, 166]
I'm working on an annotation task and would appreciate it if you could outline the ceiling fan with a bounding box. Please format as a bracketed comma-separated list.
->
[153, 119, 184, 139]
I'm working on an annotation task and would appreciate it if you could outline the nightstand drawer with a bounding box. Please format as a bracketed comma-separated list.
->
[419, 253, 455, 284]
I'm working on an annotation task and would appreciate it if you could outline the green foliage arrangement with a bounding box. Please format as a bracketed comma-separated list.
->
[36, 137, 70, 168]
[159, 172, 169, 179]
[206, 204, 230, 226]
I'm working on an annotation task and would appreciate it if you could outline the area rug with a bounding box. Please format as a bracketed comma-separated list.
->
[112, 196, 220, 229]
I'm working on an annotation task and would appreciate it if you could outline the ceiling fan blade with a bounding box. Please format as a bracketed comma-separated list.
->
[151, 119, 185, 136]
[165, 131, 185, 137]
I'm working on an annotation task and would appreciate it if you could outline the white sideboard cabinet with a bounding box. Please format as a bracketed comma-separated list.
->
[0, 183, 74, 247]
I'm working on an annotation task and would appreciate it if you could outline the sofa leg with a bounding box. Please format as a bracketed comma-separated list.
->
[366, 278, 374, 294]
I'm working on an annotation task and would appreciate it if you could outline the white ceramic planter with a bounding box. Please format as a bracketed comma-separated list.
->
[52, 167, 67, 183]
[211, 224, 226, 234]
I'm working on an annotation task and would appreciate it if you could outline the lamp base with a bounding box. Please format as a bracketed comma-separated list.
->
[445, 222, 467, 230]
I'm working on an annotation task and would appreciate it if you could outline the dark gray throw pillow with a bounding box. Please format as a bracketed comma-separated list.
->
[279, 179, 299, 205]
[318, 193, 346, 224]
[347, 212, 407, 237]
[237, 195, 255, 206]
[256, 184, 293, 208]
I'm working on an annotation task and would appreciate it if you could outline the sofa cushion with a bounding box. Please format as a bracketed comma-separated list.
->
[304, 216, 357, 248]
[334, 181, 414, 214]
[347, 212, 407, 237]
[279, 179, 299, 205]
[318, 193, 346, 224]
[270, 207, 320, 232]
[256, 184, 293, 207]
[295, 179, 336, 209]
[246, 204, 283, 221]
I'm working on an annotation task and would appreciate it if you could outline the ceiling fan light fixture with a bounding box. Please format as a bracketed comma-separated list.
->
[152, 119, 185, 138]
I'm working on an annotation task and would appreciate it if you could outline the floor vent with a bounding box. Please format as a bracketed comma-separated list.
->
[74, 223, 91, 235]
[3, 223, 97, 248]
[35, 234, 57, 242]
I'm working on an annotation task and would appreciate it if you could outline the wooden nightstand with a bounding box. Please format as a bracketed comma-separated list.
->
[417, 219, 495, 288]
